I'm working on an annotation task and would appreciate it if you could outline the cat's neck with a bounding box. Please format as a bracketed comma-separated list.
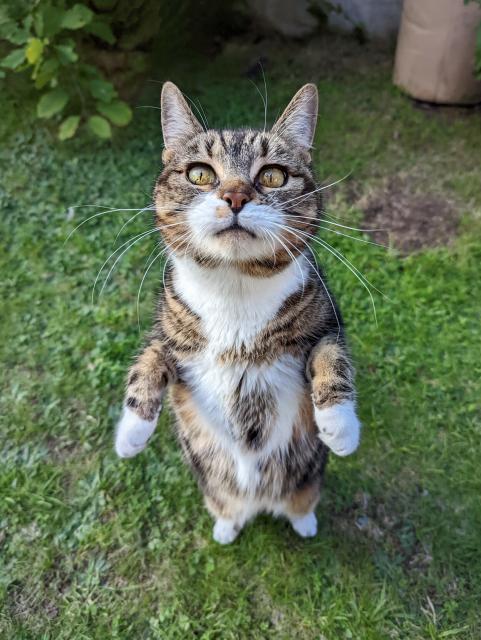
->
[170, 254, 308, 348]
[171, 254, 307, 306]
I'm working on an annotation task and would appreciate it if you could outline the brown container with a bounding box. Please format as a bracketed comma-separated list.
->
[394, 0, 481, 104]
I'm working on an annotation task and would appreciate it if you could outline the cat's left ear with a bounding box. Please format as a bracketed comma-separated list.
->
[271, 83, 318, 151]
[161, 81, 203, 157]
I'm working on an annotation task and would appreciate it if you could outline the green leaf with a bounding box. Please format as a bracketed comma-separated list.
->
[34, 58, 59, 89]
[37, 88, 69, 118]
[88, 78, 116, 102]
[55, 44, 78, 64]
[88, 115, 112, 139]
[33, 11, 44, 37]
[0, 20, 30, 45]
[40, 6, 64, 38]
[26, 38, 44, 65]
[85, 20, 115, 44]
[62, 4, 93, 30]
[97, 100, 132, 127]
[1, 48, 26, 69]
[58, 115, 80, 140]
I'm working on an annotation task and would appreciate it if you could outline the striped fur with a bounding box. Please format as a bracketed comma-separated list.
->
[115, 82, 361, 542]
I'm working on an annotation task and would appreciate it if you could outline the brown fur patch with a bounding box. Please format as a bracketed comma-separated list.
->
[161, 284, 206, 357]
[230, 381, 277, 451]
[283, 483, 321, 517]
[309, 337, 355, 408]
[125, 339, 176, 420]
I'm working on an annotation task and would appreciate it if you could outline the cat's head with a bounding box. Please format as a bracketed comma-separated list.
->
[155, 81, 320, 275]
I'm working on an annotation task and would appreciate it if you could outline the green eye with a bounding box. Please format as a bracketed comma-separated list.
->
[258, 166, 286, 188]
[187, 164, 216, 186]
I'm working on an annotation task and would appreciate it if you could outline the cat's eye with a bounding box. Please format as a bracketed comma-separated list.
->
[187, 164, 216, 186]
[257, 166, 287, 188]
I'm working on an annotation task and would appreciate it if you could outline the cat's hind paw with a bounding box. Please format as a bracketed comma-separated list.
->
[290, 512, 318, 538]
[314, 400, 360, 457]
[213, 518, 240, 545]
[114, 407, 159, 458]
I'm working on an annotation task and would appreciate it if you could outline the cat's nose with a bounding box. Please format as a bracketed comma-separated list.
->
[222, 191, 251, 213]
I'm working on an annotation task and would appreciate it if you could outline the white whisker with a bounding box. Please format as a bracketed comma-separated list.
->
[281, 212, 386, 234]
[115, 205, 154, 243]
[282, 215, 387, 248]
[274, 232, 306, 294]
[278, 231, 341, 340]
[162, 253, 172, 290]
[260, 61, 268, 133]
[270, 172, 352, 210]
[64, 206, 155, 243]
[269, 220, 385, 324]
[136, 246, 166, 333]
[92, 228, 159, 302]
[182, 92, 208, 131]
[286, 222, 386, 297]
[249, 79, 267, 132]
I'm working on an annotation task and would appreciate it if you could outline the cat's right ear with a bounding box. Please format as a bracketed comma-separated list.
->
[161, 82, 203, 161]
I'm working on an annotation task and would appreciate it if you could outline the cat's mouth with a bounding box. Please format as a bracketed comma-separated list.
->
[215, 222, 256, 239]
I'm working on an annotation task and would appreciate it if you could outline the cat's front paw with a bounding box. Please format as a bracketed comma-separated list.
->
[114, 407, 159, 458]
[314, 400, 360, 457]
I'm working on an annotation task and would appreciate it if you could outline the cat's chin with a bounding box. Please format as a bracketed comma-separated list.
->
[198, 232, 271, 263]
[215, 223, 257, 240]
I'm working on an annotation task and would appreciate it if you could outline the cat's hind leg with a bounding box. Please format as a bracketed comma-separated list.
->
[205, 494, 256, 545]
[283, 483, 320, 538]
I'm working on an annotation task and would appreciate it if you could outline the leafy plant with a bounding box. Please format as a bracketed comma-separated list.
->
[0, 1, 133, 140]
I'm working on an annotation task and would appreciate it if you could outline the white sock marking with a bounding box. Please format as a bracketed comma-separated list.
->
[314, 400, 360, 457]
[114, 406, 159, 458]
[213, 518, 239, 545]
[212, 518, 240, 544]
[290, 511, 318, 538]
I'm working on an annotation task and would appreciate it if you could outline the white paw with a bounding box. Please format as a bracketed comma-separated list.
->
[114, 406, 159, 458]
[315, 400, 361, 457]
[291, 512, 318, 538]
[213, 518, 239, 545]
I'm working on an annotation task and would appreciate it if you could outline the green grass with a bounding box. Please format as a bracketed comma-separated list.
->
[1, 34, 481, 639]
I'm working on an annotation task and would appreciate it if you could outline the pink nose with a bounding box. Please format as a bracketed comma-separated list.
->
[222, 191, 250, 213]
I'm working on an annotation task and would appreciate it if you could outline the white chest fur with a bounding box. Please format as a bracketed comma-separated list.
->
[172, 255, 307, 354]
[171, 256, 308, 491]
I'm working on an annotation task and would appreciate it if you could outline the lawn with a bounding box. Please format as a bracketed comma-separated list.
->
[1, 34, 481, 639]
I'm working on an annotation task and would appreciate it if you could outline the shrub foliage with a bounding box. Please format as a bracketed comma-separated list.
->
[0, 1, 158, 139]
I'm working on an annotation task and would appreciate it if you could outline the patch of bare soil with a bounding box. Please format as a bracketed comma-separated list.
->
[358, 178, 459, 254]
[333, 490, 433, 576]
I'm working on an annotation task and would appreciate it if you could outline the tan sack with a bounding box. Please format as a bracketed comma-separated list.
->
[394, 0, 481, 104]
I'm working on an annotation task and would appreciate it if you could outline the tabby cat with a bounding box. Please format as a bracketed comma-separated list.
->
[115, 82, 361, 543]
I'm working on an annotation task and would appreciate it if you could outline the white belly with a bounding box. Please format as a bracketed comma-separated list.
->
[172, 254, 309, 492]
[179, 352, 305, 493]
[181, 353, 304, 442]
